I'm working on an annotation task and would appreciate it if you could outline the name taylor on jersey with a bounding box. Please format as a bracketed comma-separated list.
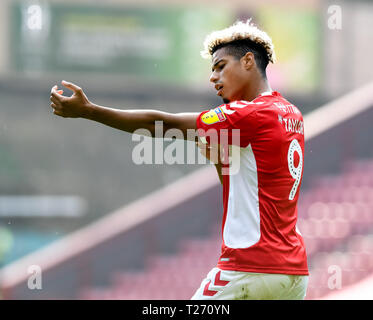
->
[276, 102, 304, 135]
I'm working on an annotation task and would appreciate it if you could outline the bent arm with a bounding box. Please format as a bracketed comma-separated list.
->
[196, 141, 224, 185]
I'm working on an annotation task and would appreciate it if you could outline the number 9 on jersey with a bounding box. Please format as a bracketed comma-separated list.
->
[287, 139, 303, 200]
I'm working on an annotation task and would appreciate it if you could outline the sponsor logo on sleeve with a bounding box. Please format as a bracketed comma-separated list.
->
[201, 107, 227, 125]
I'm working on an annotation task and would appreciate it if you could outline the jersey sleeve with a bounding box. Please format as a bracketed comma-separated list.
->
[196, 102, 258, 147]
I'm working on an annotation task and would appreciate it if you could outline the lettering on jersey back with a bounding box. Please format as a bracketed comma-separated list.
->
[282, 117, 304, 135]
[274, 102, 300, 115]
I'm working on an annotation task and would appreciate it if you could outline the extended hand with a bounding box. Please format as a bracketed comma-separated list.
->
[50, 81, 92, 118]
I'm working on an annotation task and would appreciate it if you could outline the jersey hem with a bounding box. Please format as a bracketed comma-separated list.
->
[217, 263, 309, 276]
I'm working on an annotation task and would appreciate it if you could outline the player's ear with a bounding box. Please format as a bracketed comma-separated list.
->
[241, 52, 255, 70]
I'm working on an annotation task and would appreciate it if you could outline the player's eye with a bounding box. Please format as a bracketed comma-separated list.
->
[217, 64, 225, 71]
[212, 62, 226, 72]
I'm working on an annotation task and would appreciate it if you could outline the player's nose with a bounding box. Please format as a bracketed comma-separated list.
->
[210, 72, 219, 84]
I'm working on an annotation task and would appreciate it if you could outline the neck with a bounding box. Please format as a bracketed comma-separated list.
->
[243, 76, 272, 102]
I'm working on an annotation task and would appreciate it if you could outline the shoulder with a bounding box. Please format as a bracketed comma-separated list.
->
[222, 100, 262, 116]
[200, 101, 257, 122]
[253, 93, 303, 117]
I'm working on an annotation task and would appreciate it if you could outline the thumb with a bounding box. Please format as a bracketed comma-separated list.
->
[61, 80, 82, 93]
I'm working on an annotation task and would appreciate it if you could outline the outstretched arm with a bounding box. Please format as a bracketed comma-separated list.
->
[50, 81, 199, 139]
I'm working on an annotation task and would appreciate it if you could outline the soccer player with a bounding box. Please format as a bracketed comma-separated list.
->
[50, 20, 308, 300]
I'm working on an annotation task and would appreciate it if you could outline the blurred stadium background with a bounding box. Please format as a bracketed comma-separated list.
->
[0, 0, 372, 300]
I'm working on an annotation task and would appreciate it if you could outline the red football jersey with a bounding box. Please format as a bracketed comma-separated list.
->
[196, 91, 308, 275]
